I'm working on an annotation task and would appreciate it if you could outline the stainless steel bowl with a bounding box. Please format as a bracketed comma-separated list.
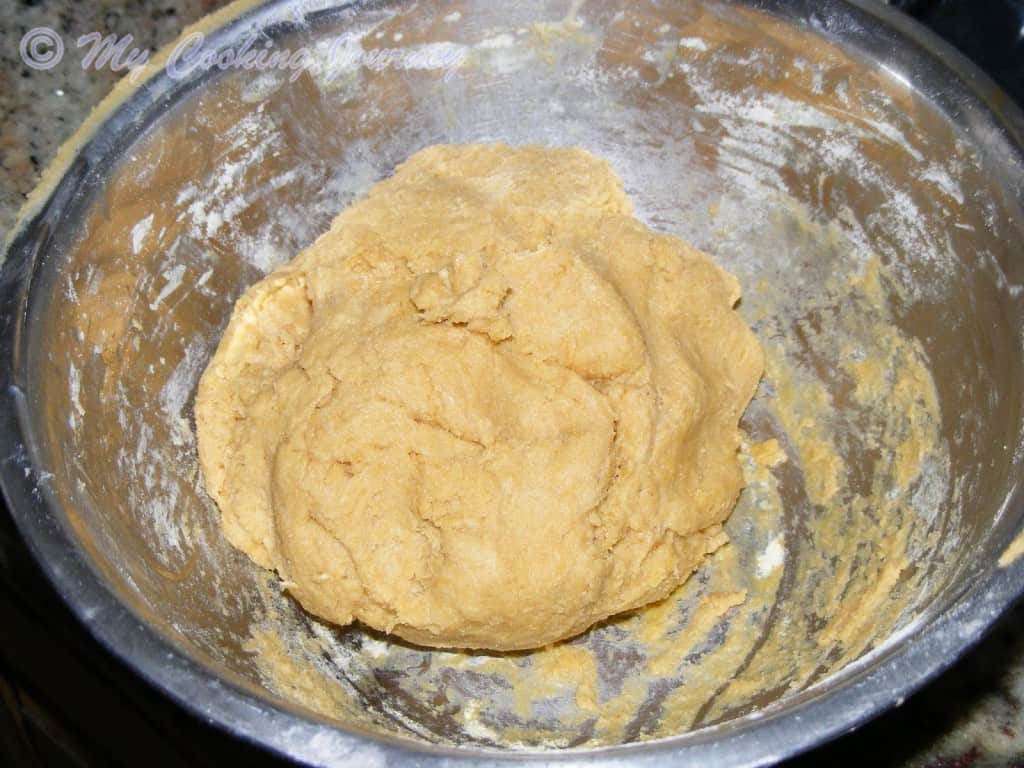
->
[3, 0, 1024, 765]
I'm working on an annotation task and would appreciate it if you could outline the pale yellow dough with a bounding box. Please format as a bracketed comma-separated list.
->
[195, 144, 763, 651]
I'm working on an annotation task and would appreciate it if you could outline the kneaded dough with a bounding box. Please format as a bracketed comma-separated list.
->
[195, 144, 763, 651]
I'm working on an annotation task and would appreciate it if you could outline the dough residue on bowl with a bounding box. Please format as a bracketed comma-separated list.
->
[239, 197, 947, 749]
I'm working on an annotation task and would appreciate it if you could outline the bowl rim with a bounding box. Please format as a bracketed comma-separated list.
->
[2, 0, 1024, 765]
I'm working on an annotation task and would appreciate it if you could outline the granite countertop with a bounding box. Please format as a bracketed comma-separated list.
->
[2, 0, 1024, 766]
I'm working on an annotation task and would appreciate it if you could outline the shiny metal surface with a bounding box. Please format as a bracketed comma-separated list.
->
[2, 0, 1024, 765]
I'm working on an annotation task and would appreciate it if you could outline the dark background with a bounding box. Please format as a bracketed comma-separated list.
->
[2, 1, 1024, 765]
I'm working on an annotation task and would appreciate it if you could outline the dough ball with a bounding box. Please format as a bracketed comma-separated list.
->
[195, 144, 763, 651]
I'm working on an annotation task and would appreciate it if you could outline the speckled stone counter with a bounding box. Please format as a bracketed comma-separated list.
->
[1, 1, 1023, 766]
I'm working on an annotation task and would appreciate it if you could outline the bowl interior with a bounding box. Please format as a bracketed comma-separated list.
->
[12, 0, 1024, 754]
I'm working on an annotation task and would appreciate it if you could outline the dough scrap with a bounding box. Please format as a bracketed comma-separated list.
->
[195, 144, 763, 651]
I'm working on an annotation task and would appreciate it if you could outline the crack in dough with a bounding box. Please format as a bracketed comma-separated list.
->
[195, 144, 763, 651]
